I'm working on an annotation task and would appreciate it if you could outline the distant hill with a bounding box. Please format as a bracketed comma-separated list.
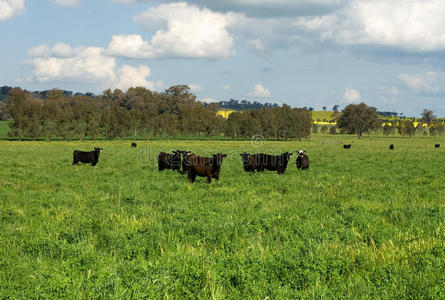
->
[211, 99, 280, 110]
[0, 86, 96, 102]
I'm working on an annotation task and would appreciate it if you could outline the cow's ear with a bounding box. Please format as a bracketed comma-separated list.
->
[222, 154, 227, 157]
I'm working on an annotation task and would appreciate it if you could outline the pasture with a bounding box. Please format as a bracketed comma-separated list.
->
[0, 136, 444, 298]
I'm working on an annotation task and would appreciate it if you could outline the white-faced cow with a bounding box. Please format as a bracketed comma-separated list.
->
[158, 150, 181, 172]
[296, 150, 309, 170]
[73, 147, 103, 166]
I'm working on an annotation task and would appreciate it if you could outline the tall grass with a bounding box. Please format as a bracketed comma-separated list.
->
[0, 136, 444, 298]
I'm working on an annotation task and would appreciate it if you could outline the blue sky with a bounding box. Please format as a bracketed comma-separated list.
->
[1, 0, 445, 116]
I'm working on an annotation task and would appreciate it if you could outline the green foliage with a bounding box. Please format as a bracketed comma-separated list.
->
[337, 103, 380, 138]
[0, 136, 444, 298]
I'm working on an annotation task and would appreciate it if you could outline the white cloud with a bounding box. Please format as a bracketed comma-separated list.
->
[398, 72, 445, 95]
[132, 2, 235, 59]
[28, 44, 51, 57]
[107, 34, 154, 59]
[200, 97, 215, 103]
[29, 46, 117, 83]
[50, 0, 78, 6]
[378, 86, 399, 104]
[111, 0, 344, 18]
[114, 65, 155, 91]
[294, 0, 445, 53]
[26, 43, 161, 92]
[343, 87, 361, 103]
[222, 85, 232, 90]
[249, 84, 271, 97]
[0, 0, 25, 21]
[188, 84, 203, 92]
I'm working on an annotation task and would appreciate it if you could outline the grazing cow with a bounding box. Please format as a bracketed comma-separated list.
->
[131, 142, 137, 147]
[158, 150, 181, 172]
[296, 150, 309, 170]
[435, 144, 440, 148]
[180, 150, 192, 174]
[343, 144, 351, 149]
[240, 152, 292, 174]
[389, 144, 394, 150]
[187, 153, 227, 183]
[73, 147, 103, 166]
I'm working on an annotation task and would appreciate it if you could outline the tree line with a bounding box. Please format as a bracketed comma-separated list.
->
[4, 85, 312, 141]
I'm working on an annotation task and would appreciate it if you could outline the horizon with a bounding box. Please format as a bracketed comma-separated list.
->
[1, 1, 445, 116]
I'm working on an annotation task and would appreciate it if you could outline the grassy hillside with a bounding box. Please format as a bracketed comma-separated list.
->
[0, 136, 444, 298]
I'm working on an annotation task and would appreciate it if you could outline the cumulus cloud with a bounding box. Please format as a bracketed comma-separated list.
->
[115, 65, 155, 91]
[200, 97, 215, 103]
[377, 86, 399, 104]
[29, 46, 117, 83]
[398, 72, 445, 95]
[294, 0, 445, 53]
[111, 0, 344, 18]
[343, 87, 361, 103]
[130, 2, 234, 59]
[26, 43, 159, 92]
[249, 84, 271, 97]
[0, 0, 25, 21]
[50, 0, 78, 6]
[188, 84, 203, 92]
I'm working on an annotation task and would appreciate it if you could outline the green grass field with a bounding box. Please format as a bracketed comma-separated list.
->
[1, 136, 444, 298]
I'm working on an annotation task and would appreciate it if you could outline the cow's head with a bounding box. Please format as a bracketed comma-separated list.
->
[240, 152, 250, 163]
[282, 152, 292, 161]
[213, 153, 227, 167]
[94, 147, 103, 152]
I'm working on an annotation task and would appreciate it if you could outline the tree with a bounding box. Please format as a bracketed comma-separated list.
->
[421, 109, 436, 124]
[333, 105, 339, 112]
[323, 106, 326, 111]
[6, 88, 27, 140]
[329, 126, 337, 134]
[336, 103, 380, 139]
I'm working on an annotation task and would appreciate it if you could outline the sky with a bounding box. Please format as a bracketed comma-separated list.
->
[1, 0, 445, 116]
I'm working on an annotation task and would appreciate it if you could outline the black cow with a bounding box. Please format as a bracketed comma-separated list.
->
[158, 150, 181, 172]
[131, 142, 137, 147]
[344, 144, 351, 149]
[435, 144, 440, 148]
[296, 150, 309, 170]
[389, 144, 394, 150]
[240, 152, 292, 174]
[73, 147, 103, 166]
[186, 153, 227, 183]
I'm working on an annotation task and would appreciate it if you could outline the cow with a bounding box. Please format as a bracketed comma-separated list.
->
[296, 150, 309, 170]
[187, 153, 227, 183]
[240, 152, 292, 174]
[343, 144, 351, 149]
[180, 150, 192, 174]
[240, 152, 254, 172]
[389, 144, 394, 150]
[73, 147, 103, 166]
[158, 150, 181, 172]
[435, 144, 440, 148]
[131, 142, 137, 147]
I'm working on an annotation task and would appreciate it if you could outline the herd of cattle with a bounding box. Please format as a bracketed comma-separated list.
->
[72, 142, 441, 183]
